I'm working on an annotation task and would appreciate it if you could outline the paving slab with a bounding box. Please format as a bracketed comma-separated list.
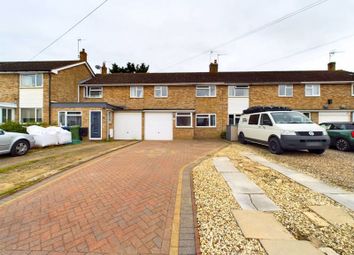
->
[232, 193, 257, 210]
[303, 211, 330, 227]
[232, 210, 294, 240]
[242, 152, 354, 210]
[319, 247, 340, 255]
[310, 205, 354, 226]
[260, 240, 324, 255]
[226, 172, 265, 194]
[250, 194, 281, 212]
[213, 157, 239, 173]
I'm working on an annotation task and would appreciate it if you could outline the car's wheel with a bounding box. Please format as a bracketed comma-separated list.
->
[308, 149, 325, 154]
[268, 137, 284, 154]
[238, 132, 247, 144]
[10, 140, 30, 156]
[335, 138, 350, 151]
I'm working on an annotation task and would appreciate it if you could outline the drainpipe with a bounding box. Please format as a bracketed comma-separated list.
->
[48, 73, 52, 125]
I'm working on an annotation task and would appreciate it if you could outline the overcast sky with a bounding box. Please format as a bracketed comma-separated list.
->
[1, 0, 353, 73]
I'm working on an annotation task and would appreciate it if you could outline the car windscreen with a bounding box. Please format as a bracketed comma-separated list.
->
[336, 123, 354, 130]
[270, 112, 312, 124]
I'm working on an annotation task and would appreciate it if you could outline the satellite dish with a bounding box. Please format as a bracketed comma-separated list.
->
[95, 65, 101, 70]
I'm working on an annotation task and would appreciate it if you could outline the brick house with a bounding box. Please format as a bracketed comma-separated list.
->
[77, 61, 354, 140]
[0, 49, 94, 125]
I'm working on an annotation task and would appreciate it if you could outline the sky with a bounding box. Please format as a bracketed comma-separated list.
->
[1, 0, 353, 73]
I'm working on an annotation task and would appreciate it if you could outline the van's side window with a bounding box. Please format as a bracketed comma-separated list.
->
[248, 114, 260, 125]
[260, 114, 272, 126]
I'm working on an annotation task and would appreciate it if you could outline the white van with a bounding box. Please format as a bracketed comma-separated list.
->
[237, 107, 330, 154]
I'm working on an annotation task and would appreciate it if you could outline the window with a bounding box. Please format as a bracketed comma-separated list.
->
[20, 74, 43, 88]
[21, 108, 42, 123]
[352, 84, 354, 96]
[248, 114, 260, 125]
[260, 114, 272, 126]
[196, 114, 216, 127]
[130, 86, 144, 98]
[196, 85, 216, 97]
[228, 114, 241, 125]
[176, 113, 193, 128]
[228, 85, 249, 97]
[0, 108, 14, 123]
[305, 84, 320, 96]
[154, 86, 168, 98]
[278, 84, 293, 97]
[58, 111, 82, 127]
[85, 86, 103, 98]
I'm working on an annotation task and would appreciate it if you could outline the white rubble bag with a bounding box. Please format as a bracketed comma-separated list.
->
[26, 125, 71, 147]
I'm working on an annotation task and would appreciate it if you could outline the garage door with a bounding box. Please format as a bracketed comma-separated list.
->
[318, 112, 350, 123]
[145, 113, 173, 140]
[114, 112, 142, 140]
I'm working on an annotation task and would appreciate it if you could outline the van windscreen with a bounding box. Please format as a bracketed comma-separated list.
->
[270, 112, 312, 124]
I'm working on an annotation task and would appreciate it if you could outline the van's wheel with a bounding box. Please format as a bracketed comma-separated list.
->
[308, 149, 325, 154]
[238, 132, 247, 144]
[335, 138, 350, 151]
[10, 140, 30, 156]
[268, 137, 284, 154]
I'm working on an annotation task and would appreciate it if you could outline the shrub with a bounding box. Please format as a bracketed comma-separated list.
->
[220, 131, 227, 139]
[0, 121, 27, 133]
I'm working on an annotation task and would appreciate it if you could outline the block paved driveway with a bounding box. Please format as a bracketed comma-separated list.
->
[0, 140, 224, 255]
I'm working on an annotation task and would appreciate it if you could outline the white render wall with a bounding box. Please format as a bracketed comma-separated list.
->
[228, 97, 249, 114]
[19, 88, 43, 108]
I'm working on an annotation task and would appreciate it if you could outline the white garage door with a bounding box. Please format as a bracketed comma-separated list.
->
[145, 113, 173, 140]
[114, 112, 142, 140]
[318, 112, 350, 123]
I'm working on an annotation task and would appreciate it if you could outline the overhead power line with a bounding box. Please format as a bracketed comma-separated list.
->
[159, 0, 330, 71]
[249, 33, 354, 69]
[30, 0, 108, 60]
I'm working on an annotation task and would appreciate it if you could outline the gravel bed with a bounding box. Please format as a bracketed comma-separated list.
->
[231, 142, 354, 191]
[216, 146, 354, 255]
[193, 158, 266, 255]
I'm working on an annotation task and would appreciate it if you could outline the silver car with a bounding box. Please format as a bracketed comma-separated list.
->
[0, 129, 35, 156]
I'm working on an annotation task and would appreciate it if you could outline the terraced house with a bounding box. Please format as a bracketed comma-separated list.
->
[1, 50, 353, 141]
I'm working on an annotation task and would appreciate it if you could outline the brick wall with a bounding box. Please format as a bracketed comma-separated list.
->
[0, 74, 19, 120]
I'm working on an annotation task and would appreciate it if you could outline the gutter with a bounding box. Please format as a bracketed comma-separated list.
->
[48, 73, 52, 125]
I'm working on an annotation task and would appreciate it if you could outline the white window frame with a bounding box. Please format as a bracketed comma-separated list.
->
[196, 85, 216, 97]
[20, 73, 43, 88]
[20, 108, 42, 123]
[58, 111, 82, 127]
[154, 85, 168, 98]
[85, 86, 103, 98]
[351, 83, 354, 96]
[228, 114, 241, 125]
[278, 84, 293, 97]
[196, 113, 216, 128]
[228, 85, 249, 97]
[0, 108, 15, 124]
[175, 112, 193, 128]
[305, 84, 320, 97]
[130, 86, 144, 98]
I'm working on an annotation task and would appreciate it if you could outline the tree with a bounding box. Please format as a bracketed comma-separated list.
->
[109, 62, 149, 73]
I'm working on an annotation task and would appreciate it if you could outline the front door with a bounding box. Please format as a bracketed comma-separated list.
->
[90, 111, 102, 140]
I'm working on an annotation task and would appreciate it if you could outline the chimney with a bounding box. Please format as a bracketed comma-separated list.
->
[101, 62, 107, 75]
[328, 62, 336, 71]
[209, 59, 218, 73]
[79, 49, 87, 62]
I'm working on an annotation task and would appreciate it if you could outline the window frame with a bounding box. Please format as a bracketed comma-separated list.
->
[154, 85, 168, 98]
[85, 86, 103, 98]
[196, 85, 216, 97]
[305, 84, 320, 97]
[228, 114, 241, 125]
[20, 73, 43, 88]
[175, 112, 193, 128]
[278, 84, 293, 97]
[0, 108, 15, 123]
[58, 111, 82, 127]
[20, 108, 42, 123]
[228, 85, 249, 97]
[248, 114, 260, 125]
[130, 86, 144, 98]
[195, 113, 216, 128]
[351, 83, 354, 96]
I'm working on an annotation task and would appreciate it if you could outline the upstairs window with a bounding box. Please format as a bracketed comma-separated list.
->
[305, 84, 320, 97]
[20, 74, 43, 88]
[130, 86, 144, 98]
[228, 85, 249, 97]
[196, 85, 216, 97]
[278, 84, 293, 97]
[85, 86, 103, 98]
[154, 86, 168, 98]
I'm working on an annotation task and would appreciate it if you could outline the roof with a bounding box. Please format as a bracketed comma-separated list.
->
[82, 70, 354, 85]
[51, 102, 124, 110]
[0, 60, 82, 72]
